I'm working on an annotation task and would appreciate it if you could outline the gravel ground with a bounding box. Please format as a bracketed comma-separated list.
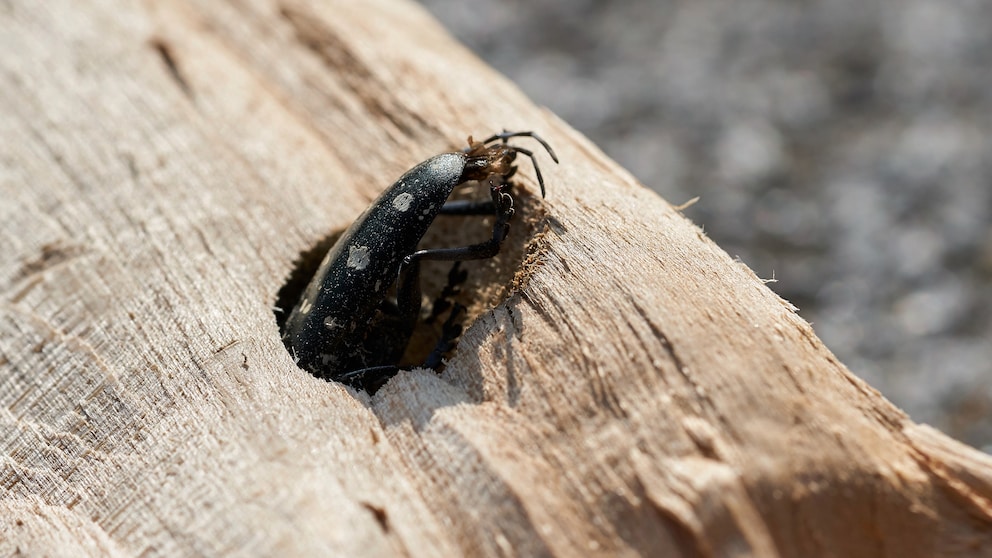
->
[418, 0, 992, 451]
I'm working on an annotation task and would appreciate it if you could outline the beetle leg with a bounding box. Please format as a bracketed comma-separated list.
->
[474, 131, 558, 198]
[403, 186, 514, 265]
[401, 220, 506, 260]
[423, 303, 465, 369]
[479, 131, 559, 163]
[438, 199, 496, 215]
[426, 262, 468, 325]
[441, 170, 517, 215]
[337, 365, 399, 392]
[388, 184, 511, 375]
[505, 145, 548, 198]
[338, 301, 463, 391]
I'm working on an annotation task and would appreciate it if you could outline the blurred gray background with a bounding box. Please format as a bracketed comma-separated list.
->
[417, 0, 992, 451]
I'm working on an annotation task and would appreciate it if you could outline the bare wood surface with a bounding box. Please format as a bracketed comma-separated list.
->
[2, 1, 992, 556]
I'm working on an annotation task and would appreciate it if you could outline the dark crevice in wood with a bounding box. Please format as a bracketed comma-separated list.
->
[150, 38, 194, 100]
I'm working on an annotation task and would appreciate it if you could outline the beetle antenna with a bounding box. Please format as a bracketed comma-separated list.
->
[479, 130, 560, 164]
[475, 130, 558, 198]
[506, 146, 547, 198]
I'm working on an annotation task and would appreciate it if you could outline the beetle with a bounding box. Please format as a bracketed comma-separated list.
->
[282, 130, 558, 390]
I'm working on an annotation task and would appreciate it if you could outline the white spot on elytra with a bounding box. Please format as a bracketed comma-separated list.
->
[324, 316, 341, 330]
[347, 245, 370, 270]
[299, 298, 312, 315]
[374, 280, 382, 291]
[392, 192, 414, 212]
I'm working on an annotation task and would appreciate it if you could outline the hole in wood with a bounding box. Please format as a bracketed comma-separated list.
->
[274, 186, 544, 391]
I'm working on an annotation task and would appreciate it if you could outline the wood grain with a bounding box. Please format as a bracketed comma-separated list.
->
[2, 1, 991, 556]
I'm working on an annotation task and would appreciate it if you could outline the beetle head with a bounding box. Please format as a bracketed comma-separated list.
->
[460, 131, 558, 198]
[461, 140, 517, 183]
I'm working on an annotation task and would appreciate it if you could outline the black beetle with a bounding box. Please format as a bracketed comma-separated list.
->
[282, 131, 558, 390]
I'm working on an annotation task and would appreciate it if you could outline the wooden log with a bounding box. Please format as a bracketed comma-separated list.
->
[2, 1, 991, 556]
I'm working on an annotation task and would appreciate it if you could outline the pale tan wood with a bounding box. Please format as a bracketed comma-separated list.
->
[2, 1, 991, 556]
